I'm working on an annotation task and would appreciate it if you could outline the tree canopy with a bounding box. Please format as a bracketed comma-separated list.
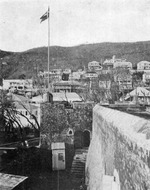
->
[40, 103, 93, 143]
[0, 91, 40, 143]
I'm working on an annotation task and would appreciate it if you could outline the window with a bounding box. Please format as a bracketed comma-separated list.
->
[18, 86, 23, 90]
[69, 130, 72, 135]
[58, 153, 64, 161]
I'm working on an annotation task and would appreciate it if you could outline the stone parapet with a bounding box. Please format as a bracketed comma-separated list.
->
[86, 104, 150, 190]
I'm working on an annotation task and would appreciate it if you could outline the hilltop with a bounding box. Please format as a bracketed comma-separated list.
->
[1, 41, 150, 79]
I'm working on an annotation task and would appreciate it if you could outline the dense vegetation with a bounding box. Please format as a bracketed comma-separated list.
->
[40, 103, 93, 146]
[1, 41, 150, 79]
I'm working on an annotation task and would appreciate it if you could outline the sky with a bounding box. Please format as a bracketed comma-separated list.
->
[0, 0, 150, 52]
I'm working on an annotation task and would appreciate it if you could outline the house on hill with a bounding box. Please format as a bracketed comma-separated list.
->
[53, 80, 84, 93]
[137, 61, 150, 71]
[88, 61, 102, 71]
[103, 55, 132, 71]
[143, 72, 150, 85]
[3, 79, 33, 90]
[113, 61, 132, 69]
[83, 71, 98, 79]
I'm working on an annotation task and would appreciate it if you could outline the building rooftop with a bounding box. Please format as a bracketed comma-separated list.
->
[53, 80, 83, 86]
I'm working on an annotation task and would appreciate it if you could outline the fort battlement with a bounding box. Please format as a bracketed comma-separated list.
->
[86, 105, 150, 190]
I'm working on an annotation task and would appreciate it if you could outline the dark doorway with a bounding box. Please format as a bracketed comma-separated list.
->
[83, 130, 90, 147]
[74, 130, 83, 149]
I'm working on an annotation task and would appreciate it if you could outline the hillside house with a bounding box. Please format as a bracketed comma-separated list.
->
[103, 56, 114, 70]
[53, 80, 84, 93]
[137, 61, 150, 71]
[15, 102, 40, 128]
[103, 55, 132, 71]
[115, 73, 133, 91]
[143, 72, 150, 85]
[3, 79, 33, 91]
[83, 71, 98, 79]
[63, 68, 71, 74]
[88, 61, 102, 71]
[113, 61, 132, 69]
[39, 69, 62, 82]
[69, 70, 85, 80]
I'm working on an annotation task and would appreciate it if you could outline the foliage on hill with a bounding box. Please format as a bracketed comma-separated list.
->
[1, 41, 150, 79]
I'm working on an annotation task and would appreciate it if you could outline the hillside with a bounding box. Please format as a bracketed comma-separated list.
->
[1, 41, 150, 79]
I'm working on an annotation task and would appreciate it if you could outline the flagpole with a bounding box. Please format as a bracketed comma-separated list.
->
[48, 6, 50, 91]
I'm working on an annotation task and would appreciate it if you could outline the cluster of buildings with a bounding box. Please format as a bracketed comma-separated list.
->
[2, 55, 150, 99]
[2, 55, 150, 131]
[86, 56, 150, 92]
[2, 55, 150, 96]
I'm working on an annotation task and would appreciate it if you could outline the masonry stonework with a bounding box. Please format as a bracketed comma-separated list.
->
[86, 105, 150, 190]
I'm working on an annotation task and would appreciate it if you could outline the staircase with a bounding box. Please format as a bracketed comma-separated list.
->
[71, 148, 88, 180]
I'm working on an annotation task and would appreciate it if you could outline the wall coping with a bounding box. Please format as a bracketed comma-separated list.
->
[93, 104, 150, 151]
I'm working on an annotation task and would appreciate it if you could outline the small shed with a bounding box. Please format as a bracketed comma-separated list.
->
[51, 142, 66, 170]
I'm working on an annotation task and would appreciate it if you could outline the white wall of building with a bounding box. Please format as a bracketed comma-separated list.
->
[137, 61, 150, 71]
[88, 61, 102, 71]
[3, 79, 33, 90]
[113, 61, 132, 69]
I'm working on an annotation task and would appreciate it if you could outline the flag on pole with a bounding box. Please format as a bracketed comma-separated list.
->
[40, 8, 49, 23]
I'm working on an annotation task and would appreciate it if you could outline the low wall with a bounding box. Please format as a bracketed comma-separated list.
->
[85, 104, 150, 190]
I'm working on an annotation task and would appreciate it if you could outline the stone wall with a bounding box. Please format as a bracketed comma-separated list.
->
[85, 105, 150, 190]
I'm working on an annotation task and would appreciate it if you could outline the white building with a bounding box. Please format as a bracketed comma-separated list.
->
[53, 80, 83, 93]
[69, 70, 85, 80]
[103, 56, 114, 70]
[84, 71, 98, 78]
[103, 55, 132, 70]
[7, 93, 41, 127]
[15, 102, 40, 128]
[116, 75, 132, 90]
[39, 69, 62, 81]
[143, 72, 150, 84]
[137, 61, 150, 71]
[113, 61, 132, 69]
[63, 68, 71, 74]
[3, 79, 33, 90]
[88, 61, 102, 71]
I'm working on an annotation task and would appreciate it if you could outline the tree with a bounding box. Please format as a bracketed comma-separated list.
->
[112, 68, 133, 101]
[86, 71, 119, 103]
[41, 103, 68, 136]
[40, 103, 93, 145]
[18, 74, 26, 79]
[98, 73, 114, 102]
[132, 71, 144, 88]
[0, 91, 40, 144]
